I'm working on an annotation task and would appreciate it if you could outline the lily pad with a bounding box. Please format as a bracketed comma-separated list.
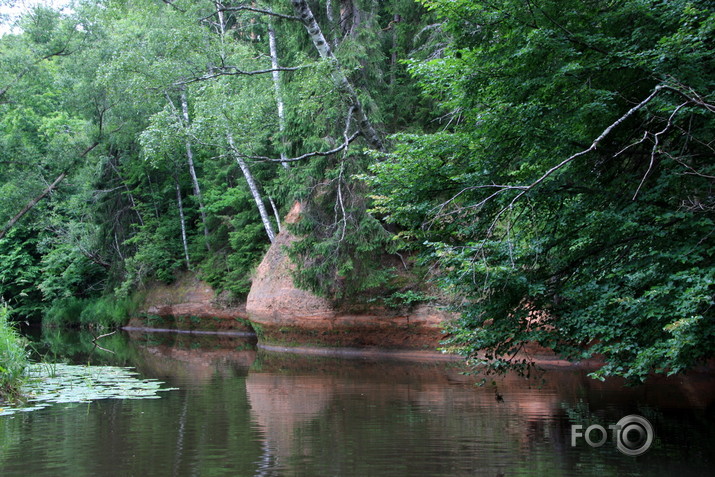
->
[0, 363, 178, 416]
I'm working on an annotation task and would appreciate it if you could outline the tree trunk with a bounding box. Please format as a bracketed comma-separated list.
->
[0, 141, 99, 240]
[339, 0, 361, 38]
[289, 0, 384, 152]
[0, 171, 66, 240]
[326, 0, 338, 47]
[268, 195, 282, 234]
[174, 177, 191, 269]
[227, 132, 276, 243]
[179, 88, 210, 247]
[390, 14, 398, 87]
[267, 23, 290, 170]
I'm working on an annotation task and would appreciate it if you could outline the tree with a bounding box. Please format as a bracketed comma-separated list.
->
[370, 0, 715, 381]
[0, 0, 439, 320]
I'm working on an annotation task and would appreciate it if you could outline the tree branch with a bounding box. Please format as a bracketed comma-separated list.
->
[160, 0, 186, 13]
[430, 84, 714, 237]
[632, 101, 690, 199]
[219, 5, 301, 21]
[239, 131, 361, 163]
[0, 141, 99, 240]
[174, 64, 309, 85]
[0, 47, 74, 101]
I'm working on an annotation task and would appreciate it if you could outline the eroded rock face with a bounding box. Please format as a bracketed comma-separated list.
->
[129, 273, 252, 332]
[246, 203, 334, 325]
[246, 202, 453, 349]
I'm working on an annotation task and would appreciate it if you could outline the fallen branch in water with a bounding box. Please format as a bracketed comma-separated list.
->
[91, 331, 117, 354]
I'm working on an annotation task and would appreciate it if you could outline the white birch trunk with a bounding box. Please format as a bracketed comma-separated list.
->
[268, 195, 282, 234]
[227, 132, 276, 243]
[180, 88, 210, 246]
[268, 23, 290, 170]
[175, 178, 191, 268]
[215, 1, 227, 62]
[289, 0, 384, 152]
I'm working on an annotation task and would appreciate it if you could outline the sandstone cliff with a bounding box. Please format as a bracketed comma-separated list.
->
[246, 202, 453, 349]
[127, 272, 253, 333]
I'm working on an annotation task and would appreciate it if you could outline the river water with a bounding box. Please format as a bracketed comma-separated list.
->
[1, 329, 714, 476]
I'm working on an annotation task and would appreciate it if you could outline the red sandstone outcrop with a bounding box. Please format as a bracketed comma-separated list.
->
[246, 202, 335, 324]
[128, 272, 252, 332]
[246, 202, 455, 349]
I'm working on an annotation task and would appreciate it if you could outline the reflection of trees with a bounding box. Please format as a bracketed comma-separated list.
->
[4, 333, 714, 476]
[246, 354, 715, 476]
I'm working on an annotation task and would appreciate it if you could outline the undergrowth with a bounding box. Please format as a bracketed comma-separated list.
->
[0, 306, 29, 402]
[43, 295, 140, 330]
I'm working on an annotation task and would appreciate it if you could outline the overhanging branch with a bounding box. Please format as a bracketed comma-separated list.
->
[428, 83, 715, 236]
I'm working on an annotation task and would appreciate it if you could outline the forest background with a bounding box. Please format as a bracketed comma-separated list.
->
[0, 0, 713, 382]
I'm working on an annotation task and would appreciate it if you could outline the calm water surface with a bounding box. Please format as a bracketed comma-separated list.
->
[1, 329, 714, 476]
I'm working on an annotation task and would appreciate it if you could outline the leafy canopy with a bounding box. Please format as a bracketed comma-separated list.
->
[370, 0, 715, 381]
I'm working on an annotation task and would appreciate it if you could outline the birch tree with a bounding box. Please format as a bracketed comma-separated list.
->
[174, 175, 191, 268]
[227, 132, 276, 243]
[289, 0, 384, 152]
[267, 23, 289, 170]
[179, 88, 210, 245]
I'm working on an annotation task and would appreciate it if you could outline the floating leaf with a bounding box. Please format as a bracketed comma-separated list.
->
[0, 364, 178, 416]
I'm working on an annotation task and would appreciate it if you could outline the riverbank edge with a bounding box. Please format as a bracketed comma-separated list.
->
[120, 324, 604, 370]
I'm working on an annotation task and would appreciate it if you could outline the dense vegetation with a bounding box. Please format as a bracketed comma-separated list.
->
[0, 0, 712, 382]
[0, 306, 28, 400]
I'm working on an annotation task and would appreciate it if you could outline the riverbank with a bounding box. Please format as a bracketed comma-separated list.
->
[0, 307, 28, 402]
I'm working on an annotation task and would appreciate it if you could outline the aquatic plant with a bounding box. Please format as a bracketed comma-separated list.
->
[0, 363, 177, 416]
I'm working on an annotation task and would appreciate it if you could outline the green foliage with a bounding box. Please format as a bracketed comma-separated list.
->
[0, 228, 44, 320]
[287, 153, 398, 307]
[0, 306, 29, 401]
[44, 295, 138, 330]
[43, 297, 85, 329]
[371, 0, 715, 380]
[195, 183, 272, 298]
[380, 289, 435, 310]
[0, 0, 445, 333]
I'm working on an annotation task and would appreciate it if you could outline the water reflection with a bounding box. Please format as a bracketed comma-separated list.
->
[1, 329, 713, 476]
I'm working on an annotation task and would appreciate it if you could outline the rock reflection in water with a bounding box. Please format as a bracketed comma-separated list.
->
[241, 351, 713, 476]
[4, 330, 712, 477]
[126, 329, 258, 383]
[123, 332, 715, 476]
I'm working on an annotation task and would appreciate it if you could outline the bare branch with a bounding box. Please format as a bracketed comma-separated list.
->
[0, 141, 100, 240]
[240, 131, 361, 163]
[174, 64, 309, 85]
[426, 84, 714, 238]
[664, 151, 715, 180]
[198, 4, 300, 23]
[633, 101, 690, 199]
[160, 0, 185, 13]
[219, 5, 300, 21]
[480, 85, 668, 233]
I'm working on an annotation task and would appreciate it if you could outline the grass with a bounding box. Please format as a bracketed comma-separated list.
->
[0, 306, 29, 402]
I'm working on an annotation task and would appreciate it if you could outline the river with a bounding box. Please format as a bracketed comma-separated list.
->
[1, 329, 713, 476]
